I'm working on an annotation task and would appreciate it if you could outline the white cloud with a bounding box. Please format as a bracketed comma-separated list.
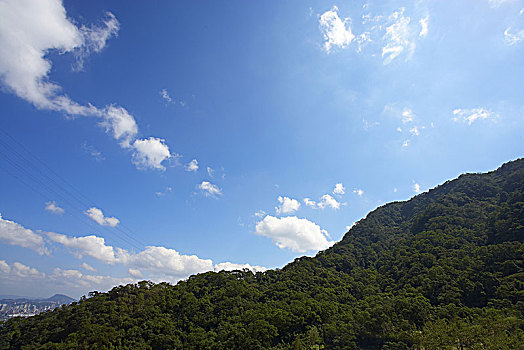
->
[50, 267, 133, 291]
[304, 194, 343, 210]
[393, 187, 398, 193]
[0, 0, 174, 171]
[318, 194, 342, 209]
[128, 268, 143, 278]
[254, 210, 266, 218]
[413, 182, 421, 193]
[82, 141, 105, 161]
[132, 137, 171, 170]
[452, 108, 497, 125]
[214, 262, 267, 273]
[382, 8, 418, 64]
[207, 166, 215, 177]
[46, 232, 121, 263]
[353, 189, 364, 197]
[125, 246, 213, 280]
[0, 260, 45, 279]
[160, 89, 172, 103]
[402, 107, 415, 123]
[74, 12, 119, 70]
[255, 215, 334, 253]
[155, 186, 173, 197]
[45, 201, 64, 214]
[81, 262, 96, 272]
[100, 106, 138, 148]
[419, 16, 429, 37]
[504, 27, 524, 45]
[319, 6, 355, 53]
[333, 183, 345, 195]
[409, 126, 422, 136]
[402, 139, 410, 148]
[185, 159, 199, 172]
[0, 214, 48, 255]
[275, 196, 301, 215]
[363, 119, 380, 130]
[198, 181, 222, 197]
[0, 260, 10, 274]
[303, 198, 318, 208]
[488, 0, 516, 7]
[84, 207, 120, 227]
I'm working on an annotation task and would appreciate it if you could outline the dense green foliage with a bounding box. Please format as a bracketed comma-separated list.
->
[1, 159, 523, 349]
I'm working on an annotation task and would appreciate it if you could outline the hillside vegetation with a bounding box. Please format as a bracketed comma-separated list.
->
[1, 159, 523, 349]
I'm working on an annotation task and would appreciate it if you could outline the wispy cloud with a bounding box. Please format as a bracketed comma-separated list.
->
[318, 6, 428, 64]
[452, 108, 498, 125]
[198, 181, 222, 198]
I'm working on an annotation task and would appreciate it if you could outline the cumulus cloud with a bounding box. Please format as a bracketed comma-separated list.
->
[452, 108, 497, 125]
[100, 106, 138, 147]
[413, 182, 421, 193]
[45, 201, 64, 214]
[255, 215, 334, 253]
[304, 194, 343, 210]
[207, 167, 215, 177]
[0, 0, 173, 171]
[45, 232, 122, 263]
[84, 207, 120, 227]
[0, 214, 48, 255]
[50, 267, 133, 291]
[275, 196, 301, 215]
[333, 183, 345, 195]
[319, 6, 355, 52]
[1, 261, 45, 279]
[124, 246, 214, 280]
[185, 159, 199, 172]
[198, 181, 222, 198]
[132, 137, 171, 170]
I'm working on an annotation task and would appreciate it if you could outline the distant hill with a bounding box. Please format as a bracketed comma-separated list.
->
[43, 294, 75, 304]
[0, 159, 522, 349]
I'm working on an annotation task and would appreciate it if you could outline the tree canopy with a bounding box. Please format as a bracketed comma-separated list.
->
[1, 159, 523, 349]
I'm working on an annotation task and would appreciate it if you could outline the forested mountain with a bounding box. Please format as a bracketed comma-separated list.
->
[1, 159, 523, 349]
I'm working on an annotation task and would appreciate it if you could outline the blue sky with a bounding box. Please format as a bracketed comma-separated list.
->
[0, 0, 523, 298]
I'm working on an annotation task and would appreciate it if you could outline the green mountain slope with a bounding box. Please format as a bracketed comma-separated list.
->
[1, 159, 523, 349]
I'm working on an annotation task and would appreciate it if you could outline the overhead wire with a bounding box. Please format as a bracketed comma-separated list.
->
[0, 127, 146, 251]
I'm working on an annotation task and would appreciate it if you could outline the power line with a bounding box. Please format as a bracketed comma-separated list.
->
[0, 127, 146, 251]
